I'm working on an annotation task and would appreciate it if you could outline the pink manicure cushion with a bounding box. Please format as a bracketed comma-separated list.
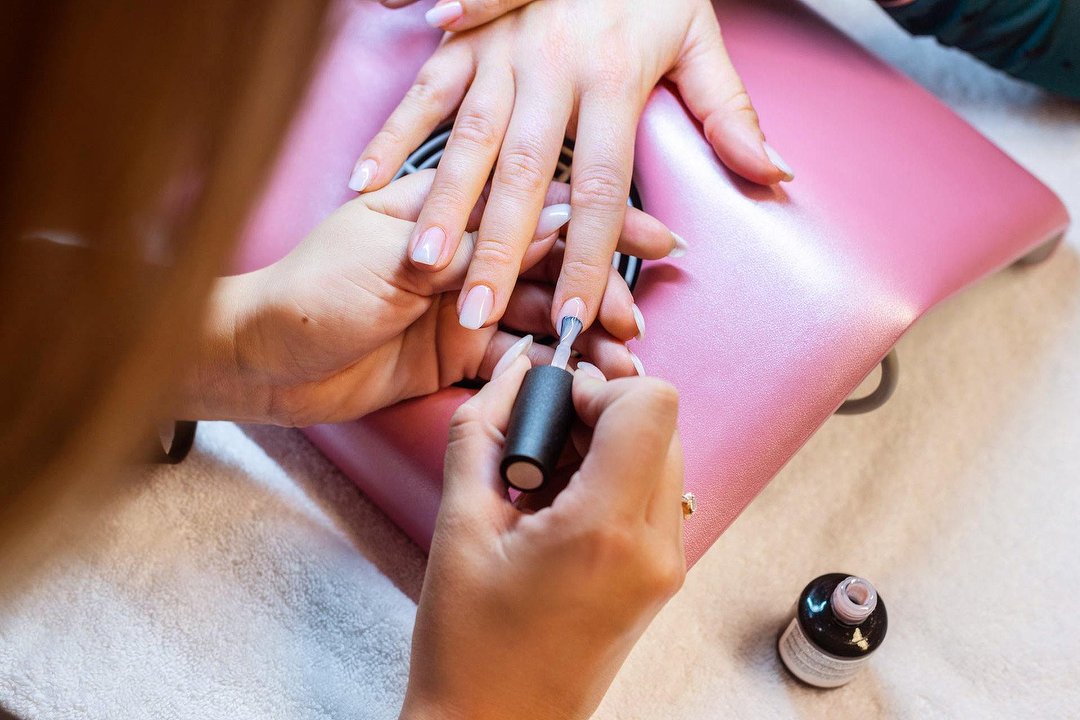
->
[236, 0, 1069, 567]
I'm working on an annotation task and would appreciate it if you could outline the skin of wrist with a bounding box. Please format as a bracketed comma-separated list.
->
[178, 271, 272, 422]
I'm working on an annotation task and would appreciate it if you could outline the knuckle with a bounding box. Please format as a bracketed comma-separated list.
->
[572, 168, 629, 210]
[495, 144, 549, 196]
[447, 403, 482, 444]
[426, 178, 473, 212]
[584, 524, 638, 561]
[477, 0, 506, 15]
[638, 378, 680, 418]
[722, 89, 758, 120]
[592, 64, 638, 96]
[405, 75, 448, 110]
[451, 108, 501, 150]
[372, 124, 406, 153]
[649, 552, 687, 599]
[557, 257, 608, 290]
[471, 238, 520, 270]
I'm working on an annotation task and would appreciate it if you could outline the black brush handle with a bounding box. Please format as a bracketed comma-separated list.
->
[500, 365, 575, 492]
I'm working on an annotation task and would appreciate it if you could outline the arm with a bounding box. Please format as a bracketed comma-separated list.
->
[178, 171, 678, 425]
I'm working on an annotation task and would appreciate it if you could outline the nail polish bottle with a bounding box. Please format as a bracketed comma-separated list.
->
[777, 573, 888, 688]
[500, 317, 582, 493]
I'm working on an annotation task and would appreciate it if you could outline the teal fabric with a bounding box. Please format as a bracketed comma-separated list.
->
[881, 0, 1079, 99]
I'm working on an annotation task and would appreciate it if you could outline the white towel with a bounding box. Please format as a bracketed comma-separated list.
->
[0, 423, 425, 719]
[3, 1, 1079, 718]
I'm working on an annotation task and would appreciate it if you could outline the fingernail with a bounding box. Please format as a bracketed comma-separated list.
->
[411, 226, 446, 266]
[576, 362, 606, 381]
[459, 285, 494, 330]
[629, 350, 646, 376]
[348, 158, 377, 192]
[534, 204, 572, 239]
[425, 1, 463, 27]
[763, 142, 795, 182]
[492, 335, 533, 380]
[556, 297, 586, 334]
[669, 232, 688, 258]
[631, 304, 646, 341]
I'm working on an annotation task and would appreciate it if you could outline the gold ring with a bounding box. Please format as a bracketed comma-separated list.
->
[681, 492, 696, 519]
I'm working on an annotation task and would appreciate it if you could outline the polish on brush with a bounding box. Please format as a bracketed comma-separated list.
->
[499, 316, 583, 492]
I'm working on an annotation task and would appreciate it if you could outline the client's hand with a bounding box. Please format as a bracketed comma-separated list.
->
[378, 0, 539, 32]
[401, 352, 686, 720]
[184, 171, 674, 425]
[351, 0, 792, 334]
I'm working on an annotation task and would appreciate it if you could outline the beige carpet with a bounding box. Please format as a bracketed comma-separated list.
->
[599, 2, 1080, 717]
[2, 2, 1078, 718]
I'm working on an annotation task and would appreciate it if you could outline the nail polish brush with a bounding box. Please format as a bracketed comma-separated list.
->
[500, 315, 582, 492]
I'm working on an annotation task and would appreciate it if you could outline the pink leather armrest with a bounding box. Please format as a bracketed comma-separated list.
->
[237, 0, 1069, 567]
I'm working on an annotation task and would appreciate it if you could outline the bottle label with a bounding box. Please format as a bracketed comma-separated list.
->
[777, 617, 868, 688]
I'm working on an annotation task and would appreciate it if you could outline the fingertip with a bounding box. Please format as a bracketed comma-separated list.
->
[575, 361, 606, 382]
[491, 334, 534, 380]
[763, 142, 795, 182]
[425, 1, 463, 29]
[347, 158, 378, 193]
[710, 131, 793, 186]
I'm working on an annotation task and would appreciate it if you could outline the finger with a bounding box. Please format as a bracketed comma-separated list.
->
[408, 68, 515, 271]
[349, 45, 475, 193]
[668, 14, 793, 185]
[570, 375, 680, 517]
[499, 282, 642, 378]
[516, 246, 639, 341]
[535, 182, 682, 260]
[411, 211, 565, 299]
[598, 270, 642, 342]
[457, 75, 573, 331]
[475, 331, 555, 380]
[422, 0, 535, 32]
[361, 171, 571, 252]
[359, 169, 438, 220]
[443, 350, 531, 511]
[555, 91, 640, 333]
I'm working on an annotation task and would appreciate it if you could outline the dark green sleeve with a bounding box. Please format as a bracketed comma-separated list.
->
[879, 0, 1080, 99]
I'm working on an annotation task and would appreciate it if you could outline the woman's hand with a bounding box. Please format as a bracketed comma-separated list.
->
[379, 0, 539, 32]
[351, 0, 791, 334]
[183, 171, 674, 425]
[401, 352, 686, 720]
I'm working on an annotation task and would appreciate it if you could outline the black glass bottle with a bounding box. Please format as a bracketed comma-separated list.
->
[777, 573, 888, 688]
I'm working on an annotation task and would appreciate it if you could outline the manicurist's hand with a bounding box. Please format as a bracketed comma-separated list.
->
[350, 0, 791, 334]
[183, 171, 675, 425]
[401, 352, 686, 720]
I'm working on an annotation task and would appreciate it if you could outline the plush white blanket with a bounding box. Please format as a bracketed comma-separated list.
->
[3, 1, 1078, 718]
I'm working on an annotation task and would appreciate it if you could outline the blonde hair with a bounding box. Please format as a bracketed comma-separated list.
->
[0, 1, 329, 552]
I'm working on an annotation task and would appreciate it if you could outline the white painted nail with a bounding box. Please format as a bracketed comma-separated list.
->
[492, 335, 533, 380]
[576, 362, 606, 381]
[411, 226, 446, 266]
[631, 303, 646, 341]
[534, 204, 572, 238]
[425, 1, 463, 27]
[763, 142, 795, 182]
[459, 285, 494, 330]
[629, 351, 646, 376]
[348, 159, 377, 192]
[669, 232, 688, 258]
